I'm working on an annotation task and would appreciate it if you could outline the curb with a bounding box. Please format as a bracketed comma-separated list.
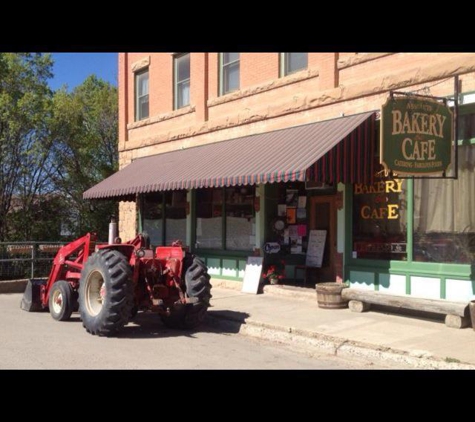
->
[0, 279, 28, 294]
[205, 312, 475, 369]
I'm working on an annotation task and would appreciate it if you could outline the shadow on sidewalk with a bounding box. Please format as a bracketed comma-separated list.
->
[371, 304, 446, 324]
[114, 309, 250, 339]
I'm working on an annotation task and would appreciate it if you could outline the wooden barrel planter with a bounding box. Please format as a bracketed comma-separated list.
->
[316, 282, 349, 309]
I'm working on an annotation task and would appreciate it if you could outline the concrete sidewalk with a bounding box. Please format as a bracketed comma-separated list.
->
[206, 285, 475, 369]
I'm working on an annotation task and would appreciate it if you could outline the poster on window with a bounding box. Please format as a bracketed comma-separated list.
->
[286, 189, 298, 207]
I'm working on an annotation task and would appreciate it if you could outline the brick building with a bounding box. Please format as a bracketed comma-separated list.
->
[85, 53, 475, 301]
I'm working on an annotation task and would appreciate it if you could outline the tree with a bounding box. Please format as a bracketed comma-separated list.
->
[50, 75, 118, 240]
[0, 53, 54, 241]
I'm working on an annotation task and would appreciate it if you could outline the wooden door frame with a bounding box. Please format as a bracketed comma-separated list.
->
[309, 195, 337, 282]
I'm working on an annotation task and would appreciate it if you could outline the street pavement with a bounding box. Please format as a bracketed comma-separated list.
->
[3, 280, 475, 369]
[0, 293, 383, 369]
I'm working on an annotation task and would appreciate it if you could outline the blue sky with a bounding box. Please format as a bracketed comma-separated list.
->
[49, 53, 118, 91]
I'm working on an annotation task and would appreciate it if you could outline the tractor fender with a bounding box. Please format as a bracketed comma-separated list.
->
[96, 244, 135, 262]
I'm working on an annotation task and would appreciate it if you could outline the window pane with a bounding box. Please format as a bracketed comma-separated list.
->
[143, 193, 163, 246]
[414, 145, 475, 263]
[352, 173, 407, 260]
[136, 70, 149, 120]
[460, 113, 475, 141]
[286, 53, 308, 74]
[196, 188, 223, 249]
[223, 62, 239, 94]
[225, 186, 255, 251]
[223, 53, 239, 64]
[177, 54, 190, 82]
[139, 94, 149, 120]
[165, 191, 187, 246]
[177, 80, 190, 108]
[138, 71, 149, 96]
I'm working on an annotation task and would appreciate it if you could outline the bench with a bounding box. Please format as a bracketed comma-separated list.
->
[341, 289, 471, 329]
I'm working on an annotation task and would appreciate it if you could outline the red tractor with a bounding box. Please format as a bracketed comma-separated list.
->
[21, 231, 212, 336]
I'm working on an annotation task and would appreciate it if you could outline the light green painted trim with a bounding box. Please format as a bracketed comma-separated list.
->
[186, 190, 192, 248]
[406, 274, 411, 295]
[406, 178, 413, 262]
[200, 255, 246, 281]
[336, 183, 345, 253]
[343, 184, 353, 283]
[255, 184, 265, 252]
[389, 260, 473, 279]
[374, 272, 380, 291]
[440, 277, 446, 299]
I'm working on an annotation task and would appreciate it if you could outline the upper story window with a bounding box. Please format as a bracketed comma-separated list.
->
[281, 53, 308, 76]
[135, 69, 149, 121]
[174, 53, 190, 109]
[219, 53, 240, 96]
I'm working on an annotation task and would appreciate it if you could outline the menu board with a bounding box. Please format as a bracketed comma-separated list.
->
[305, 230, 326, 268]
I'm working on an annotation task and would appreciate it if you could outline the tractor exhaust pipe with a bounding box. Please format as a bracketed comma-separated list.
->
[108, 215, 118, 244]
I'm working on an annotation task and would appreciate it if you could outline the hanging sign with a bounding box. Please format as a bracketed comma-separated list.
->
[381, 96, 453, 176]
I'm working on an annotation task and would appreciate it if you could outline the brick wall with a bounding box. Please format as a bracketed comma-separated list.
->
[117, 52, 475, 238]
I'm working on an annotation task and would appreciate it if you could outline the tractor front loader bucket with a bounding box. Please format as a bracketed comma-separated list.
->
[20, 279, 47, 312]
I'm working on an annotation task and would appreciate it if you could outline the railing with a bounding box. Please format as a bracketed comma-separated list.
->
[0, 241, 68, 281]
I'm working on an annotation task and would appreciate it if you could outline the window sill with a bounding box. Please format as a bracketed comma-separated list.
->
[127, 105, 195, 130]
[207, 68, 319, 108]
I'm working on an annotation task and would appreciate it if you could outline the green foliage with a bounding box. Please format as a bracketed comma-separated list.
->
[0, 54, 118, 242]
[50, 75, 118, 240]
[0, 53, 54, 241]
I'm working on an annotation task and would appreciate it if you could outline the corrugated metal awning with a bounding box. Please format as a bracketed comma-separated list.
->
[83, 111, 375, 200]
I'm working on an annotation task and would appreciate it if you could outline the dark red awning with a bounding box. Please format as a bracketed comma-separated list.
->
[84, 111, 375, 200]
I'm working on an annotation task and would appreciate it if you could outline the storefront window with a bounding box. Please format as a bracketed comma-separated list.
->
[352, 174, 407, 260]
[196, 188, 223, 249]
[142, 191, 187, 246]
[225, 187, 255, 251]
[143, 192, 164, 245]
[165, 191, 187, 245]
[195, 187, 255, 251]
[414, 144, 475, 264]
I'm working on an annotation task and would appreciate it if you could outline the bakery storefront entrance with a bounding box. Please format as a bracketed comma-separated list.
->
[309, 195, 337, 283]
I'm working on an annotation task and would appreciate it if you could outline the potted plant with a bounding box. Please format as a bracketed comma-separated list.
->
[262, 261, 286, 285]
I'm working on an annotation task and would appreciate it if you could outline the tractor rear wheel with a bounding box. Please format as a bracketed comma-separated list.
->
[49, 280, 75, 321]
[79, 249, 133, 336]
[161, 254, 212, 329]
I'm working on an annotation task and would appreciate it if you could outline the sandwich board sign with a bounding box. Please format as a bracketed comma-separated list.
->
[241, 256, 264, 294]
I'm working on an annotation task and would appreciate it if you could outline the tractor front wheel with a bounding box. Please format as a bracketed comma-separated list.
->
[79, 249, 133, 336]
[161, 255, 212, 330]
[49, 280, 76, 321]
